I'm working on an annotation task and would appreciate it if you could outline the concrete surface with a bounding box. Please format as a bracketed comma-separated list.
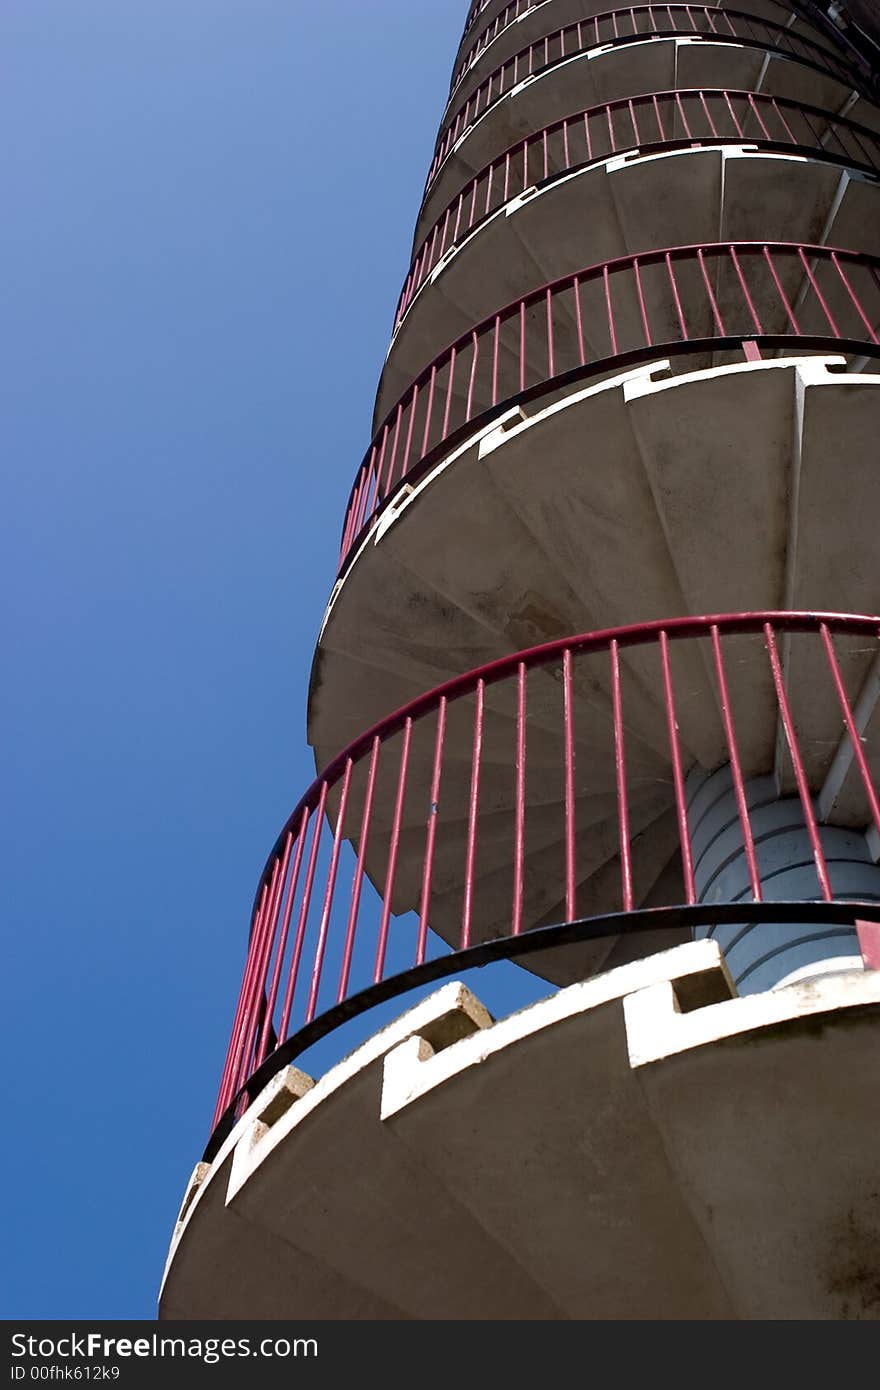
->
[161, 940, 880, 1319]
[419, 36, 877, 246]
[382, 147, 880, 426]
[310, 359, 880, 977]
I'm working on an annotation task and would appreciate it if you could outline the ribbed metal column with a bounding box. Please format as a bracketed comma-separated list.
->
[688, 765, 879, 993]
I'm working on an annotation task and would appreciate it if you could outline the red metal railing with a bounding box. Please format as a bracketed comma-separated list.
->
[399, 90, 880, 328]
[427, 5, 860, 192]
[461, 0, 497, 43]
[450, 0, 819, 101]
[342, 241, 880, 569]
[451, 0, 533, 94]
[211, 613, 880, 1138]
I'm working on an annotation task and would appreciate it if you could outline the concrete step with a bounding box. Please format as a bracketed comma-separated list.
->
[318, 421, 725, 777]
[418, 36, 873, 246]
[381, 148, 880, 428]
[442, 3, 841, 191]
[165, 952, 880, 1318]
[162, 984, 569, 1319]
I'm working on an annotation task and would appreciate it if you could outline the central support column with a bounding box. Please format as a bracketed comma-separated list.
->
[687, 766, 879, 994]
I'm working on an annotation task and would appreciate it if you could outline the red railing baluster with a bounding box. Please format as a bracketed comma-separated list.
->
[546, 287, 555, 378]
[427, 221, 441, 275]
[512, 661, 527, 936]
[831, 252, 879, 343]
[764, 623, 833, 902]
[723, 90, 744, 139]
[746, 92, 772, 141]
[769, 95, 797, 144]
[337, 737, 381, 1004]
[820, 623, 880, 842]
[573, 275, 586, 365]
[519, 299, 527, 392]
[466, 330, 480, 420]
[214, 884, 268, 1123]
[305, 759, 354, 1025]
[442, 345, 458, 440]
[226, 882, 272, 1103]
[453, 191, 465, 242]
[710, 625, 762, 901]
[664, 250, 689, 339]
[278, 784, 328, 1041]
[347, 471, 365, 552]
[254, 831, 295, 1068]
[798, 247, 841, 337]
[610, 639, 634, 913]
[730, 246, 764, 336]
[699, 90, 719, 138]
[563, 648, 576, 921]
[416, 697, 448, 966]
[461, 679, 485, 950]
[233, 857, 282, 1097]
[604, 265, 618, 356]
[763, 246, 801, 332]
[400, 385, 418, 482]
[420, 363, 438, 458]
[659, 629, 697, 904]
[675, 92, 693, 140]
[633, 257, 652, 345]
[491, 313, 501, 405]
[382, 404, 404, 499]
[259, 806, 309, 1060]
[374, 718, 413, 984]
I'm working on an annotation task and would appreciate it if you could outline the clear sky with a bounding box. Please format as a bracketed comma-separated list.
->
[1, 0, 555, 1319]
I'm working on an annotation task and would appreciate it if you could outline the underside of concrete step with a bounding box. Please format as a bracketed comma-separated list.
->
[160, 941, 880, 1320]
[420, 36, 878, 244]
[308, 357, 880, 975]
[382, 146, 880, 425]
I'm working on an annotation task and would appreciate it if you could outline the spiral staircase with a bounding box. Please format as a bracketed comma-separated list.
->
[161, 2, 880, 1320]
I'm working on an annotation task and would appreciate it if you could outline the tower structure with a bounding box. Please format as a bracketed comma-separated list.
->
[162, 3, 880, 1319]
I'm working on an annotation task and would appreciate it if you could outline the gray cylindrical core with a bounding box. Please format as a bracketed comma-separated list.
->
[687, 765, 877, 994]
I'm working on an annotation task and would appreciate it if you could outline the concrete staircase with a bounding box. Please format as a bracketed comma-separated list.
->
[311, 357, 880, 978]
[381, 144, 880, 425]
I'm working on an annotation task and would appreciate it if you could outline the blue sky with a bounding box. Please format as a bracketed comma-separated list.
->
[1, 0, 553, 1319]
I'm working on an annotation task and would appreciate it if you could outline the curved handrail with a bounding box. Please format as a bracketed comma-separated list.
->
[341, 241, 880, 571]
[451, 0, 534, 94]
[205, 898, 880, 1160]
[399, 89, 880, 329]
[211, 612, 880, 1140]
[426, 4, 863, 195]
